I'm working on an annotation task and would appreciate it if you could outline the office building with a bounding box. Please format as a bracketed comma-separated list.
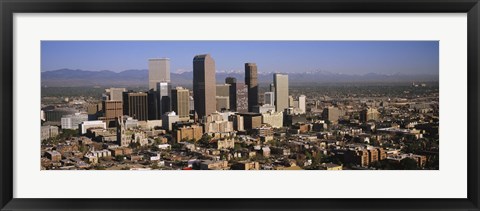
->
[264, 92, 275, 106]
[216, 84, 230, 111]
[105, 88, 126, 101]
[262, 110, 284, 128]
[147, 90, 160, 120]
[175, 124, 203, 142]
[239, 112, 262, 131]
[148, 58, 170, 90]
[171, 87, 190, 121]
[323, 106, 341, 123]
[156, 82, 172, 115]
[41, 125, 59, 140]
[229, 114, 244, 132]
[44, 108, 78, 122]
[274, 73, 289, 112]
[289, 96, 294, 108]
[252, 104, 276, 114]
[193, 54, 216, 118]
[245, 63, 259, 112]
[204, 112, 234, 133]
[61, 113, 88, 129]
[162, 111, 180, 131]
[225, 77, 238, 111]
[80, 120, 106, 135]
[216, 84, 230, 98]
[123, 92, 149, 121]
[102, 100, 123, 127]
[298, 95, 306, 114]
[87, 102, 102, 120]
[216, 96, 230, 112]
[235, 83, 248, 112]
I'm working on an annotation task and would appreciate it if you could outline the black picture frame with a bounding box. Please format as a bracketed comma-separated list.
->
[1, 0, 479, 210]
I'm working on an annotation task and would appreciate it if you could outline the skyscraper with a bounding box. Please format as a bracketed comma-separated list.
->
[147, 89, 160, 120]
[264, 92, 275, 106]
[298, 95, 306, 114]
[225, 77, 238, 111]
[274, 73, 289, 112]
[193, 54, 216, 119]
[245, 63, 259, 112]
[105, 88, 126, 101]
[172, 87, 190, 121]
[156, 82, 172, 115]
[123, 92, 149, 121]
[102, 100, 123, 127]
[148, 58, 170, 90]
[216, 84, 230, 111]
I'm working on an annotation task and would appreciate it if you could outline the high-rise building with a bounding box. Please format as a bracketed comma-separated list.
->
[225, 77, 238, 111]
[148, 58, 170, 90]
[123, 92, 149, 121]
[105, 88, 126, 101]
[193, 54, 216, 119]
[216, 84, 231, 111]
[216, 96, 230, 112]
[102, 100, 123, 127]
[236, 83, 248, 112]
[289, 96, 294, 108]
[156, 82, 172, 115]
[171, 87, 190, 121]
[245, 63, 259, 112]
[147, 90, 160, 120]
[264, 92, 275, 106]
[298, 95, 306, 114]
[274, 73, 289, 112]
[216, 84, 230, 98]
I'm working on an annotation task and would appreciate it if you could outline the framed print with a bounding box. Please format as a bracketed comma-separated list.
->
[1, 0, 479, 210]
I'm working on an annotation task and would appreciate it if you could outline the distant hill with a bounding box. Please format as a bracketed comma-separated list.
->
[41, 68, 439, 87]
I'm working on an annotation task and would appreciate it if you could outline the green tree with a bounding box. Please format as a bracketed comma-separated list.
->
[400, 158, 419, 170]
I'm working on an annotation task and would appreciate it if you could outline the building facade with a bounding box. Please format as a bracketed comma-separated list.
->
[123, 92, 149, 121]
[225, 77, 238, 111]
[171, 87, 190, 121]
[148, 58, 170, 90]
[245, 63, 259, 112]
[102, 100, 123, 127]
[193, 54, 216, 119]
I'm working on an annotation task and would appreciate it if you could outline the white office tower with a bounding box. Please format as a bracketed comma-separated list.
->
[149, 58, 170, 90]
[298, 95, 306, 114]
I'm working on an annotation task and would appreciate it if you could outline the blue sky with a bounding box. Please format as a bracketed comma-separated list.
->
[41, 41, 439, 75]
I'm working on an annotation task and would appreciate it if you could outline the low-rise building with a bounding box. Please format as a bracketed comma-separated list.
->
[41, 125, 59, 140]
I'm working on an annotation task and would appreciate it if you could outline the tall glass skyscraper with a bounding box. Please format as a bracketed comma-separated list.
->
[193, 54, 216, 119]
[245, 63, 259, 112]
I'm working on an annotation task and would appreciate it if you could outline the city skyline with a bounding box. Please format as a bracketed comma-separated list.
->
[41, 42, 439, 171]
[41, 41, 439, 75]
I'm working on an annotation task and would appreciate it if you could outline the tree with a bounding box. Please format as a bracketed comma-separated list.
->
[400, 158, 419, 170]
[151, 162, 160, 169]
[115, 155, 125, 161]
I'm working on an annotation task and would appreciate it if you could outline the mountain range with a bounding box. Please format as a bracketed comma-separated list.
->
[41, 68, 439, 87]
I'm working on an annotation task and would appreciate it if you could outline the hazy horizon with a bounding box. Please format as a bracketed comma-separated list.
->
[41, 41, 439, 75]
